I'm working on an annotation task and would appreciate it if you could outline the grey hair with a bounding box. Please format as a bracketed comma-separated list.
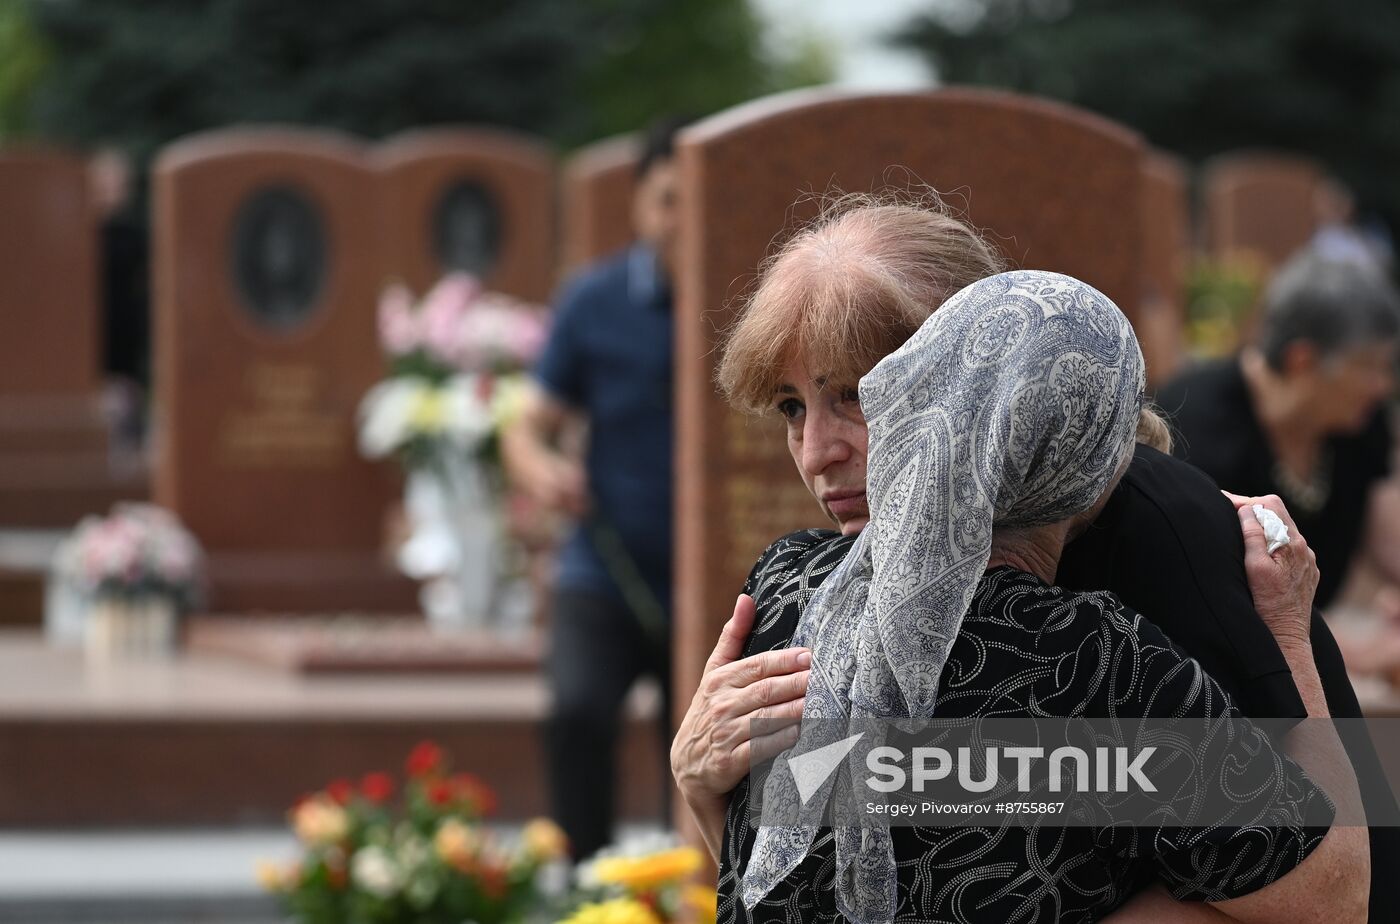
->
[1257, 250, 1400, 371]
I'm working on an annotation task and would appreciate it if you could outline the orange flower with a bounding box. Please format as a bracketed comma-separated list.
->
[521, 818, 568, 861]
[254, 859, 300, 893]
[291, 795, 349, 847]
[406, 740, 443, 778]
[591, 847, 704, 893]
[360, 771, 394, 804]
[435, 818, 476, 864]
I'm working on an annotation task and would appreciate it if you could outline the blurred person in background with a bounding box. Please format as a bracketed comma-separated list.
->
[89, 146, 149, 448]
[502, 117, 688, 860]
[1160, 251, 1400, 675]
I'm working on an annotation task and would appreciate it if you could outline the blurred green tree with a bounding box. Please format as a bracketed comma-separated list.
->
[0, 0, 48, 136]
[896, 0, 1400, 223]
[580, 0, 832, 138]
[6, 0, 828, 163]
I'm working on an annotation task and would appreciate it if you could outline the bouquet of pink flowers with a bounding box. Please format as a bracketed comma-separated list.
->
[53, 503, 205, 608]
[358, 274, 548, 470]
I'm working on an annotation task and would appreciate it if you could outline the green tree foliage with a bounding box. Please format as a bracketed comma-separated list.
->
[0, 0, 48, 136]
[896, 0, 1400, 223]
[13, 0, 829, 163]
[580, 0, 773, 139]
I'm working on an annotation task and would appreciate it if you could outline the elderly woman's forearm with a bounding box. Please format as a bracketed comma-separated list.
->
[1209, 640, 1369, 923]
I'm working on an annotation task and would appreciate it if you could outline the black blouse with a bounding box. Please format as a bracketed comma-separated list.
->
[717, 532, 1331, 924]
[1059, 442, 1400, 920]
[1158, 358, 1393, 609]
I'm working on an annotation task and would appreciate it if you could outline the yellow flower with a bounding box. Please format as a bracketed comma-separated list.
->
[254, 859, 299, 893]
[683, 883, 718, 924]
[592, 847, 703, 893]
[434, 817, 480, 869]
[408, 387, 449, 433]
[522, 818, 569, 861]
[291, 796, 348, 847]
[560, 898, 662, 924]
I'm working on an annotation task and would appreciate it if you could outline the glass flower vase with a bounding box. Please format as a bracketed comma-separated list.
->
[397, 455, 503, 632]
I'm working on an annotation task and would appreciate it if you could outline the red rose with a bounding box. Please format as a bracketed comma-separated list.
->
[406, 740, 443, 778]
[325, 778, 354, 805]
[359, 771, 394, 804]
[426, 779, 455, 805]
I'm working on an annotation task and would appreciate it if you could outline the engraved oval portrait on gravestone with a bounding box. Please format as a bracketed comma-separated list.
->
[230, 185, 327, 330]
[433, 179, 501, 277]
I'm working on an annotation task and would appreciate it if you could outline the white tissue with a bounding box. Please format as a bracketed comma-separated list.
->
[1252, 504, 1291, 554]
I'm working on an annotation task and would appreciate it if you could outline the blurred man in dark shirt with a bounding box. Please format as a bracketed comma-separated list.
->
[503, 118, 687, 859]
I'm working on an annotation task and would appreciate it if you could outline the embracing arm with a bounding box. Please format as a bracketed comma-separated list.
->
[671, 593, 809, 863]
[1205, 497, 1369, 924]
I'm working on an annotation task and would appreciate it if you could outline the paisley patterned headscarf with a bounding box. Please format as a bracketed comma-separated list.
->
[741, 270, 1146, 923]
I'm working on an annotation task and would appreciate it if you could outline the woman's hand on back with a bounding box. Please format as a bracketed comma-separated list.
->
[670, 594, 810, 860]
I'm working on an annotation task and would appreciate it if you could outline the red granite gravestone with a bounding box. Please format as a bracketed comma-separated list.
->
[1139, 151, 1191, 387]
[672, 87, 1147, 720]
[378, 129, 556, 302]
[153, 127, 413, 613]
[0, 146, 147, 526]
[561, 133, 640, 273]
[1203, 152, 1329, 271]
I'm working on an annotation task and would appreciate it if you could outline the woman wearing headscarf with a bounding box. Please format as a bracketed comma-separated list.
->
[684, 265, 1367, 922]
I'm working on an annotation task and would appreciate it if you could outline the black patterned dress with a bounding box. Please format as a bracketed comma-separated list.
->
[716, 530, 1332, 924]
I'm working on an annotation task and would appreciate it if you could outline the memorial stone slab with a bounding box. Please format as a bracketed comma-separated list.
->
[672, 88, 1146, 716]
[1203, 152, 1327, 271]
[561, 133, 641, 273]
[153, 127, 412, 612]
[377, 129, 556, 301]
[0, 147, 100, 403]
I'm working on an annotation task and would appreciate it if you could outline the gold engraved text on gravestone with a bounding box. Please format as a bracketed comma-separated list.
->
[219, 363, 345, 468]
[723, 411, 824, 578]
